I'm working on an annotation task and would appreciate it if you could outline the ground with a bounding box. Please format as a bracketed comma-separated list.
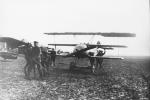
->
[0, 55, 150, 100]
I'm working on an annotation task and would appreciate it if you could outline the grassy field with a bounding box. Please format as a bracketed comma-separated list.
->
[0, 55, 150, 100]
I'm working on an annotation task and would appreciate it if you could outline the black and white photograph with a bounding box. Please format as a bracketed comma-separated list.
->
[0, 0, 150, 99]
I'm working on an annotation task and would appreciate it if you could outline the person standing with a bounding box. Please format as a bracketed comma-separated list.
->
[40, 46, 49, 73]
[95, 41, 106, 69]
[23, 43, 32, 79]
[50, 48, 56, 67]
[32, 41, 43, 79]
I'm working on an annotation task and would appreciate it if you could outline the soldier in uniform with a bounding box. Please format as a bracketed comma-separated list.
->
[50, 48, 56, 67]
[32, 41, 43, 79]
[95, 41, 106, 69]
[88, 41, 106, 71]
[23, 43, 33, 79]
[40, 46, 49, 74]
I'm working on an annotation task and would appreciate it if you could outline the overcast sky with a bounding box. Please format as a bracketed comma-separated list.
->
[0, 0, 149, 56]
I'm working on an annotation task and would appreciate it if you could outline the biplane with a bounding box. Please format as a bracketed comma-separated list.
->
[44, 32, 136, 74]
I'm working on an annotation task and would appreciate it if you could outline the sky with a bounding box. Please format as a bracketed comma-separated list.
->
[0, 0, 149, 56]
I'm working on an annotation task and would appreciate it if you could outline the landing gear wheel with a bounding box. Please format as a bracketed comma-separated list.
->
[69, 62, 76, 71]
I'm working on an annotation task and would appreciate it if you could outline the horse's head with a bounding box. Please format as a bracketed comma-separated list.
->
[18, 43, 32, 54]
[25, 43, 32, 48]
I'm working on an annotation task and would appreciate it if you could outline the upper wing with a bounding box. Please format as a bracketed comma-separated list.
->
[44, 32, 136, 37]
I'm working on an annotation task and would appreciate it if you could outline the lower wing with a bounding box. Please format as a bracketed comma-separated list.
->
[56, 54, 124, 60]
[91, 56, 124, 60]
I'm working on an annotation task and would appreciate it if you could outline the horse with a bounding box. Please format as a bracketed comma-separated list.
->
[23, 43, 49, 79]
[22, 43, 35, 79]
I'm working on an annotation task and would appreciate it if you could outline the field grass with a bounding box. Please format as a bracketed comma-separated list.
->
[0, 55, 150, 100]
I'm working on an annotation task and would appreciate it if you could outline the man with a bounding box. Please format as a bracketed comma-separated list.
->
[23, 43, 33, 79]
[50, 48, 56, 67]
[32, 41, 43, 79]
[95, 41, 106, 69]
[40, 46, 49, 73]
[88, 41, 105, 70]
[47, 47, 52, 67]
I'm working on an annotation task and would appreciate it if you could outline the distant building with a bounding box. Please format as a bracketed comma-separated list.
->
[0, 42, 7, 52]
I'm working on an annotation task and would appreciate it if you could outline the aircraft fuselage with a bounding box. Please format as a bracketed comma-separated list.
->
[72, 44, 95, 58]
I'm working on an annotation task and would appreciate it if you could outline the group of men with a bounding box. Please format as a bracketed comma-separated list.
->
[23, 41, 56, 79]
